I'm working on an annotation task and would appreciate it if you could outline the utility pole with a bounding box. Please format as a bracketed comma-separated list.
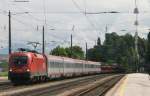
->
[85, 42, 88, 60]
[70, 25, 74, 58]
[104, 25, 108, 41]
[42, 26, 45, 54]
[105, 25, 108, 33]
[70, 34, 73, 58]
[8, 10, 11, 55]
[8, 11, 28, 55]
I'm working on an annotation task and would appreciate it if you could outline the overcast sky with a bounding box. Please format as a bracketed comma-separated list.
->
[0, 0, 150, 54]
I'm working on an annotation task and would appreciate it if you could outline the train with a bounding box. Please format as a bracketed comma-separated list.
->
[8, 49, 101, 84]
[8, 49, 123, 84]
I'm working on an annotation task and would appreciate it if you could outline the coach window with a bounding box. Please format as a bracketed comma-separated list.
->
[65, 62, 68, 68]
[80, 63, 82, 68]
[76, 63, 78, 68]
[69, 62, 72, 68]
[85, 64, 87, 68]
[72, 63, 74, 68]
[60, 62, 62, 68]
[79, 63, 81, 68]
[50, 61, 53, 68]
[48, 61, 50, 66]
[52, 61, 55, 68]
[65, 62, 67, 68]
[53, 61, 55, 68]
[77, 63, 79, 68]
[49, 61, 51, 67]
[66, 62, 69, 68]
[53, 61, 56, 68]
[67, 62, 69, 68]
[71, 62, 73, 68]
[70, 62, 73, 68]
[56, 61, 59, 68]
[54, 61, 57, 68]
[57, 62, 59, 68]
[58, 62, 60, 68]
[59, 61, 62, 68]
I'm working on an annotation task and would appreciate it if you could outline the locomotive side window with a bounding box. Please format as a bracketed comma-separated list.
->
[12, 56, 28, 65]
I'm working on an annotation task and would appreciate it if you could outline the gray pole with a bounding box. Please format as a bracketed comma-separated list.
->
[71, 34, 72, 58]
[86, 42, 88, 60]
[42, 26, 45, 54]
[9, 10, 11, 55]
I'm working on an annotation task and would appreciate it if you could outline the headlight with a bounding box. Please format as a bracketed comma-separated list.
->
[26, 69, 30, 72]
[9, 69, 12, 72]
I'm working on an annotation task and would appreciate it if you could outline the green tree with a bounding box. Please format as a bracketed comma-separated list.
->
[145, 32, 150, 73]
[146, 32, 150, 62]
[66, 46, 84, 59]
[87, 32, 147, 72]
[50, 45, 84, 59]
[50, 46, 67, 56]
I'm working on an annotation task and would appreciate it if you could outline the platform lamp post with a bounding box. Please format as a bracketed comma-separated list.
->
[134, 0, 140, 72]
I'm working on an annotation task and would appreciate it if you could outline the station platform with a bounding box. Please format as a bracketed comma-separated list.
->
[106, 73, 150, 96]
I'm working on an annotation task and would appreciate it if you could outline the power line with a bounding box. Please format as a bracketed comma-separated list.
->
[13, 0, 30, 2]
[71, 0, 98, 35]
[8, 3, 56, 29]
[72, 0, 84, 13]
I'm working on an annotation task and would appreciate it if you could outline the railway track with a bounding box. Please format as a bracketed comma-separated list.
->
[0, 74, 124, 96]
[0, 81, 13, 91]
[20, 74, 112, 96]
[0, 74, 115, 96]
[69, 75, 123, 96]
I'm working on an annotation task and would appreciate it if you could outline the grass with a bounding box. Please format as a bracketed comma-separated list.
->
[0, 61, 8, 77]
[0, 71, 8, 77]
[0, 61, 8, 68]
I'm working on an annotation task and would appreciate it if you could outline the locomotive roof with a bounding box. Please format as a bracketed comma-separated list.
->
[10, 51, 44, 58]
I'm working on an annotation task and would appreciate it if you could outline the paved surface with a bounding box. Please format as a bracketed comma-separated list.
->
[106, 73, 150, 96]
[0, 77, 8, 82]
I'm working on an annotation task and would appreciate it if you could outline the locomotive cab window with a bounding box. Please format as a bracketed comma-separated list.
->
[12, 56, 28, 65]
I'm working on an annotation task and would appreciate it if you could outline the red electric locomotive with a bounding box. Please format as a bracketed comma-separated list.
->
[8, 50, 47, 83]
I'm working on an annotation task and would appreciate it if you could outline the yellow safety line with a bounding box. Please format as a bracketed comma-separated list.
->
[119, 75, 128, 96]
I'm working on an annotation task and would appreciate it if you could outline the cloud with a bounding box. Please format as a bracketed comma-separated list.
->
[0, 0, 150, 54]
